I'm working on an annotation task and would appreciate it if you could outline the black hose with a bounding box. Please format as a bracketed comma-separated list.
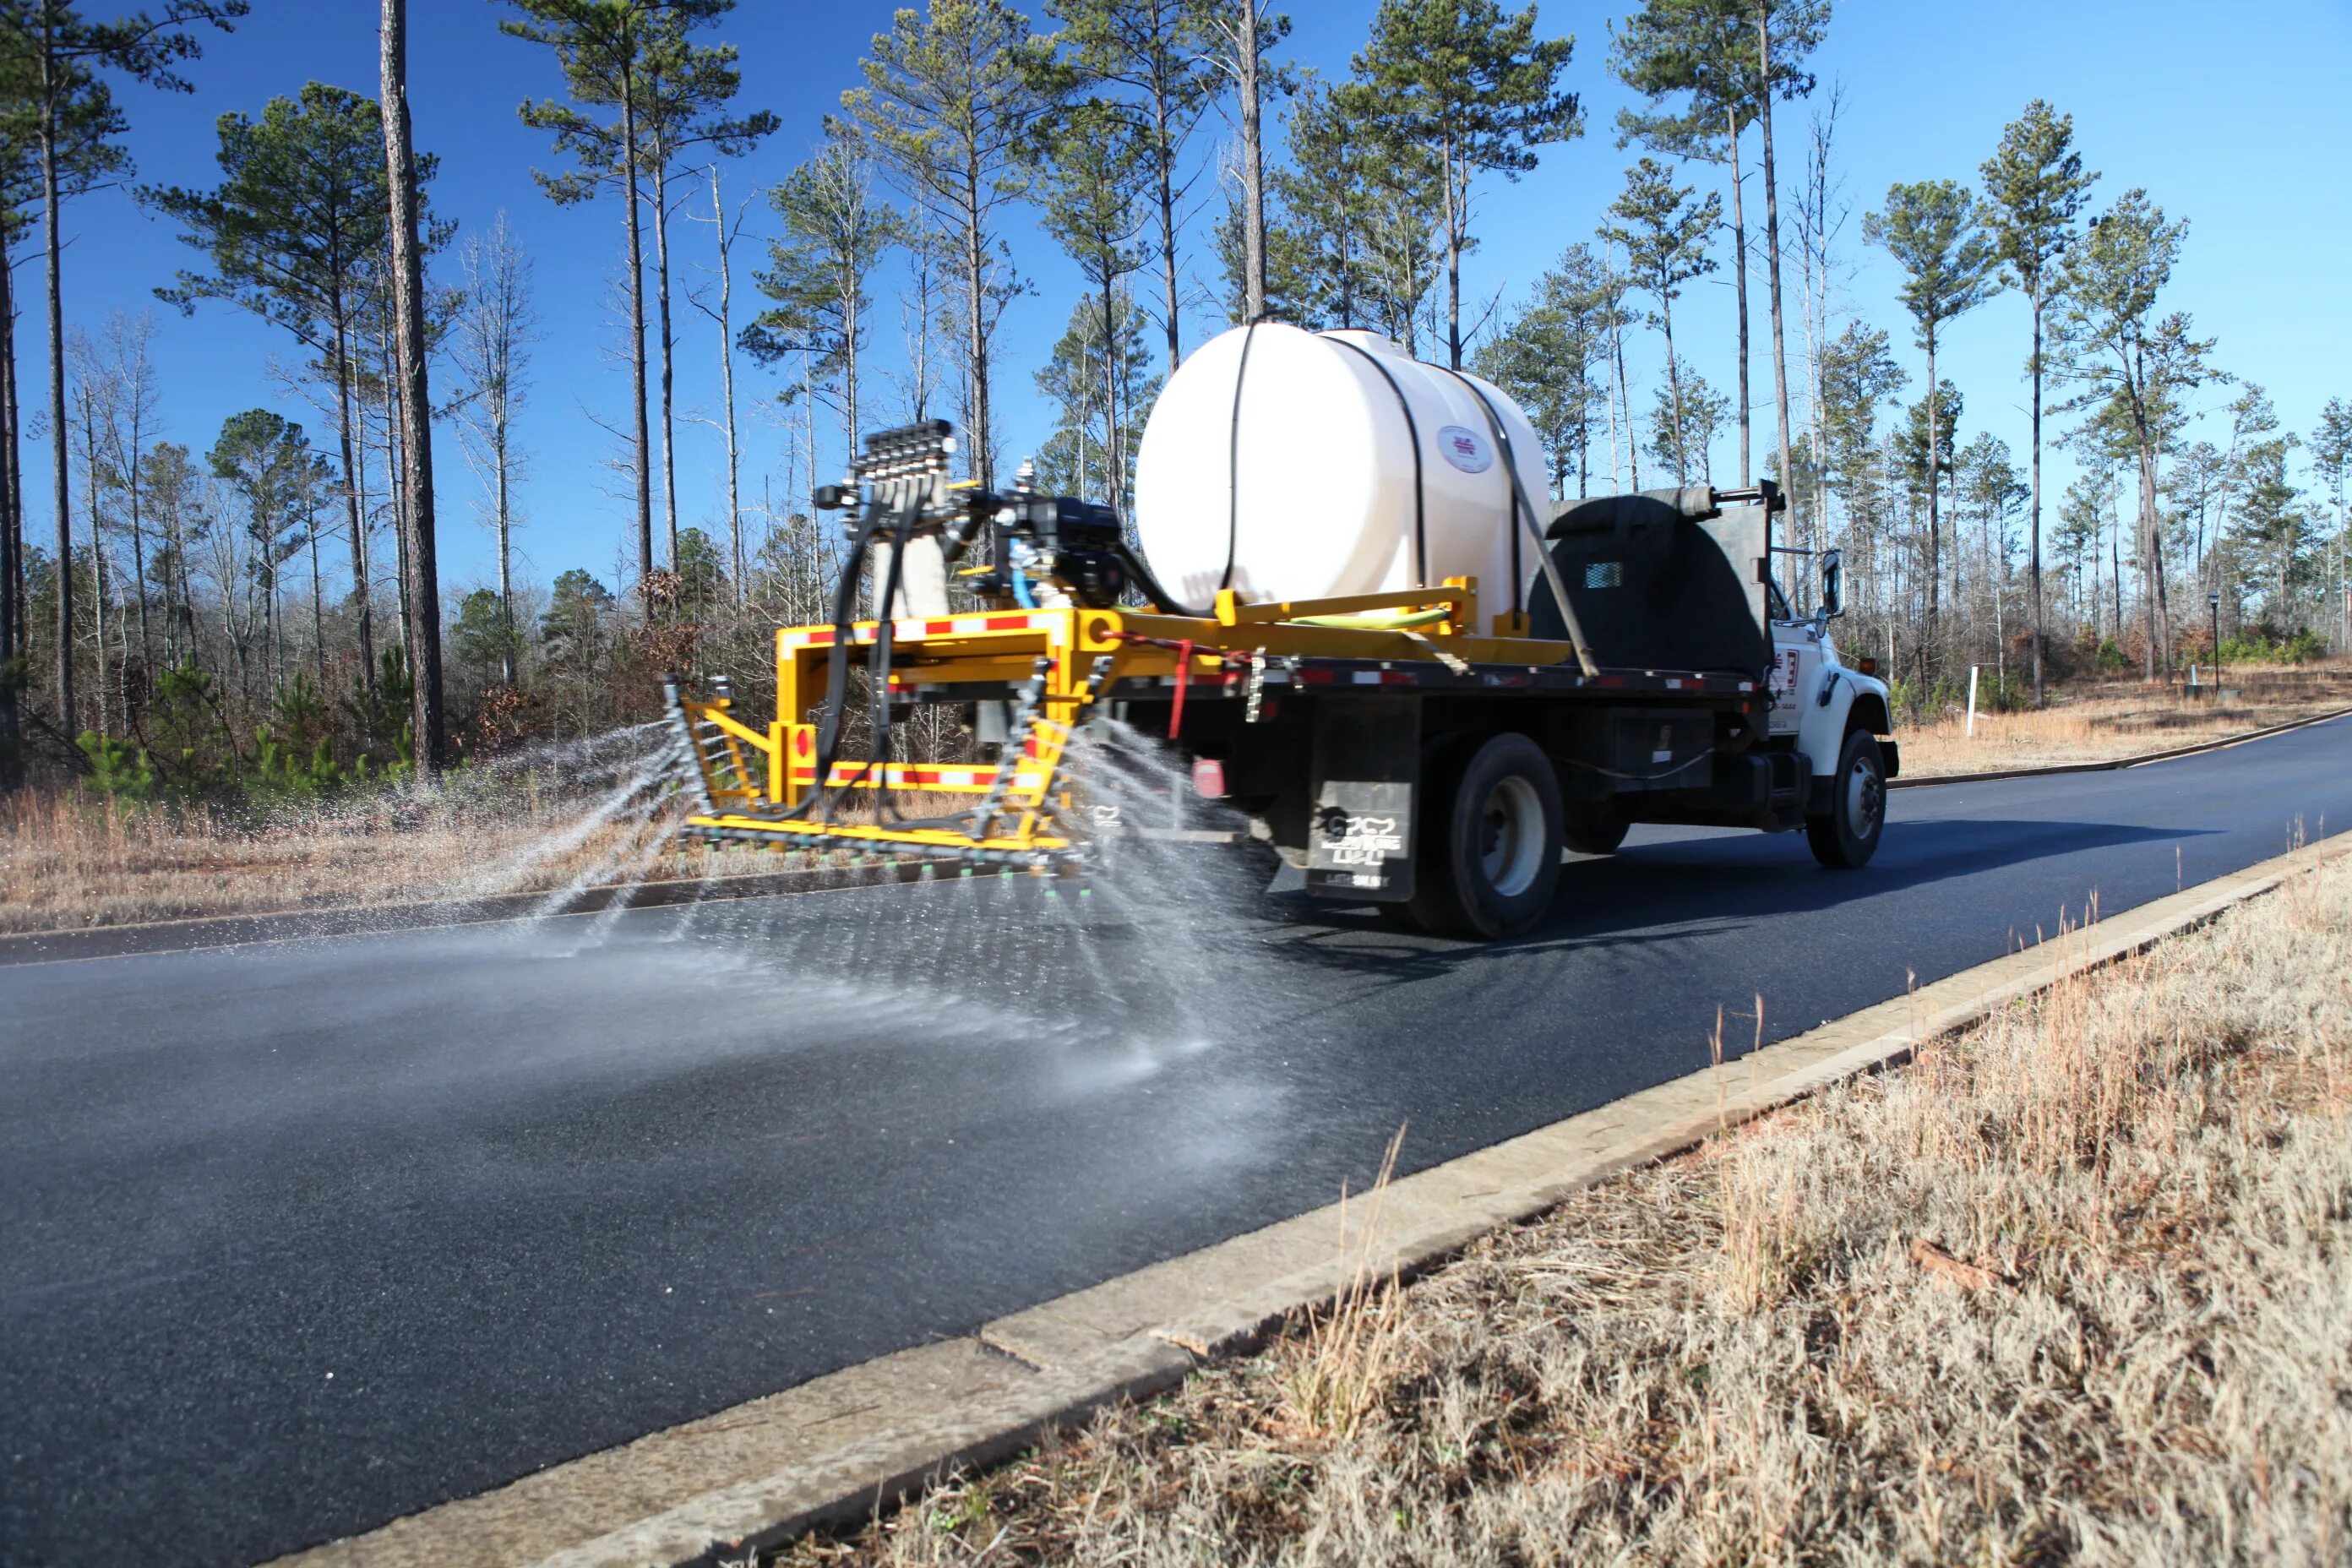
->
[1116, 541, 1215, 618]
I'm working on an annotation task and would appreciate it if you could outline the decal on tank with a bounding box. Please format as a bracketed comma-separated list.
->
[1435, 424, 1492, 473]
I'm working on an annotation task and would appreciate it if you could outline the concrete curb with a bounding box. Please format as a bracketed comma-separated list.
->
[1888, 702, 2352, 790]
[271, 827, 2352, 1568]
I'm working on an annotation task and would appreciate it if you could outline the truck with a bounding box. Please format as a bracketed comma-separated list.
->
[663, 329, 1897, 941]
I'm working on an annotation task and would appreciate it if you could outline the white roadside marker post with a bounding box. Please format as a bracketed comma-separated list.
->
[1967, 664, 1980, 738]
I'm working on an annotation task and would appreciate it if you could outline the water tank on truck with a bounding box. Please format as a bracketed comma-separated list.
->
[1132, 324, 1551, 618]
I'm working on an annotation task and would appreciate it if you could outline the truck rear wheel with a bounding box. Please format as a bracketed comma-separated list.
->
[1806, 730, 1886, 869]
[1407, 732, 1564, 939]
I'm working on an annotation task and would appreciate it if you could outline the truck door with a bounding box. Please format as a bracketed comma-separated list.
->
[1766, 578, 1822, 738]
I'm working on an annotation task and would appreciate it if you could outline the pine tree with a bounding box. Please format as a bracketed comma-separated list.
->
[502, 0, 728, 595]
[1206, 1, 1283, 324]
[1610, 0, 1761, 482]
[380, 0, 443, 774]
[843, 0, 1056, 490]
[1271, 73, 1375, 329]
[1031, 95, 1152, 513]
[743, 131, 900, 480]
[1041, 0, 1219, 374]
[2049, 188, 2218, 678]
[1748, 0, 1827, 503]
[1353, 0, 1579, 368]
[1031, 289, 1158, 510]
[2311, 397, 2350, 649]
[1980, 100, 2095, 704]
[8, 0, 245, 735]
[1602, 157, 1718, 485]
[1646, 357, 1729, 484]
[1865, 178, 1997, 670]
[449, 214, 536, 686]
[147, 82, 424, 696]
[628, 8, 774, 570]
[1472, 243, 1612, 498]
[207, 409, 317, 700]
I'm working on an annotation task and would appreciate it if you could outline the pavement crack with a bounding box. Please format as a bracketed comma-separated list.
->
[974, 1331, 1051, 1375]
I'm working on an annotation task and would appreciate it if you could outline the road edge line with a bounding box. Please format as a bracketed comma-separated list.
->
[268, 828, 2352, 1568]
[1887, 702, 2351, 789]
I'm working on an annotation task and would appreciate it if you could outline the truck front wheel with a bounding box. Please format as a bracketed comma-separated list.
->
[1806, 730, 1886, 869]
[1407, 732, 1564, 939]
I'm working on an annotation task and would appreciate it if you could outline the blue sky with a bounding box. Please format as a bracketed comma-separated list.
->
[37, 0, 2352, 598]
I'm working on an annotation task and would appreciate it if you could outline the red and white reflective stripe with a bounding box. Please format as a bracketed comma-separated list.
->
[787, 762, 1048, 788]
[781, 611, 1066, 651]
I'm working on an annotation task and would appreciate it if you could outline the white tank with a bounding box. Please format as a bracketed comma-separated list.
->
[1131, 324, 1549, 618]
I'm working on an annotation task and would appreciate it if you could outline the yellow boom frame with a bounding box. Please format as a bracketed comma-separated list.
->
[668, 579, 1582, 866]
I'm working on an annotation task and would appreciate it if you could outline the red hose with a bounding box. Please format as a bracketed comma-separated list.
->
[1169, 640, 1195, 739]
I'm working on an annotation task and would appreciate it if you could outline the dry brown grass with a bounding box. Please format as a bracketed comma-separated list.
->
[778, 851, 2352, 1566]
[0, 786, 716, 935]
[0, 770, 999, 936]
[1899, 675, 2352, 778]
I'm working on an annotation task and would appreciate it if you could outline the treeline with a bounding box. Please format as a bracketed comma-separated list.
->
[0, 0, 448, 792]
[5, 0, 2348, 803]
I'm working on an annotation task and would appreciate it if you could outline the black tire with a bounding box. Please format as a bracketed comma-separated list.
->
[1563, 803, 1631, 856]
[1406, 732, 1564, 939]
[1806, 729, 1886, 869]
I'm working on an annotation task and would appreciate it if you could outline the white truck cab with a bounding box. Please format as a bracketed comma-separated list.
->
[1768, 548, 1897, 868]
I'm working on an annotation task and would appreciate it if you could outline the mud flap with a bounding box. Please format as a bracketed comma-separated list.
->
[1305, 695, 1419, 902]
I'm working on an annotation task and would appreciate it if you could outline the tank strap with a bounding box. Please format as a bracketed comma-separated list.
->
[1440, 369, 1600, 676]
[1319, 331, 1429, 585]
[1223, 319, 1264, 591]
[1431, 366, 1527, 617]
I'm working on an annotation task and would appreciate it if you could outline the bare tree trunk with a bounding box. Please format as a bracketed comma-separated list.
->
[88, 441, 106, 736]
[652, 154, 679, 570]
[1152, 71, 1181, 375]
[495, 439, 514, 685]
[381, 0, 445, 776]
[1756, 6, 1794, 502]
[961, 160, 993, 490]
[1443, 135, 1462, 368]
[1608, 255, 1638, 493]
[331, 308, 375, 691]
[621, 46, 653, 602]
[308, 518, 325, 685]
[708, 166, 744, 607]
[1663, 295, 1686, 483]
[2139, 442, 2167, 678]
[1725, 106, 1750, 483]
[0, 248, 18, 776]
[380, 300, 409, 634]
[40, 23, 73, 730]
[1925, 328, 1940, 667]
[2028, 283, 2045, 705]
[126, 403, 150, 677]
[1236, 0, 1266, 324]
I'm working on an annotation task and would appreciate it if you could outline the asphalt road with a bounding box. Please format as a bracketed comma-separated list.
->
[5, 718, 2349, 1566]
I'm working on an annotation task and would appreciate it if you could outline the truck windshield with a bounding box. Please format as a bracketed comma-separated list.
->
[1767, 579, 1794, 621]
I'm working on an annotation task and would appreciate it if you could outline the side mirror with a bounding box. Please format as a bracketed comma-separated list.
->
[1820, 547, 1844, 618]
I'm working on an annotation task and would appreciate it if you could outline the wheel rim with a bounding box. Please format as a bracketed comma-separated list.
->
[1846, 754, 1884, 840]
[1478, 775, 1546, 897]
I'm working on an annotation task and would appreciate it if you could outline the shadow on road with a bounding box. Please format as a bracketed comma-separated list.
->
[1261, 818, 2213, 981]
